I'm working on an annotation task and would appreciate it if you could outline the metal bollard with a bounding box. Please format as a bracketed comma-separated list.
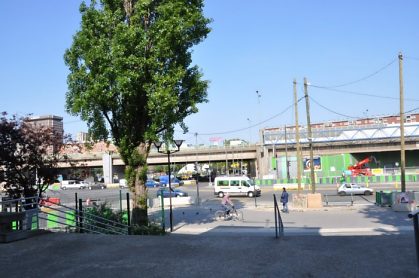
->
[126, 192, 130, 234]
[78, 198, 83, 233]
[160, 194, 165, 230]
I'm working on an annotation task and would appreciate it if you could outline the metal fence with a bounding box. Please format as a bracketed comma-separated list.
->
[0, 196, 130, 236]
[273, 194, 284, 239]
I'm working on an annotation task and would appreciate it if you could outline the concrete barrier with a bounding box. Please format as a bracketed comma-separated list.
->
[182, 180, 197, 186]
[151, 196, 193, 208]
[106, 183, 120, 189]
[273, 183, 305, 190]
[393, 191, 415, 212]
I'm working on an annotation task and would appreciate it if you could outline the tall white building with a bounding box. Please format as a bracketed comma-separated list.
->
[76, 132, 90, 143]
[26, 115, 64, 142]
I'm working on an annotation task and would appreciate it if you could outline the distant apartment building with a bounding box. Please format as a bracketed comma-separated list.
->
[26, 115, 64, 142]
[76, 132, 90, 143]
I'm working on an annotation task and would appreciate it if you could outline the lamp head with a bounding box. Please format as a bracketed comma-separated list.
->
[174, 140, 184, 149]
[154, 141, 163, 150]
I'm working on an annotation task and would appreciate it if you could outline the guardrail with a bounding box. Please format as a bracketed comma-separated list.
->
[0, 195, 130, 236]
[408, 209, 419, 274]
[273, 194, 284, 239]
[1, 196, 40, 231]
[38, 200, 130, 235]
[324, 194, 355, 206]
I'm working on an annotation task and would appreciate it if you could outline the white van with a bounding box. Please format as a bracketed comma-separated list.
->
[213, 176, 261, 198]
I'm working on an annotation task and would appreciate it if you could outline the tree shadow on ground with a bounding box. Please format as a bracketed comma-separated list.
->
[148, 198, 247, 227]
[358, 203, 412, 228]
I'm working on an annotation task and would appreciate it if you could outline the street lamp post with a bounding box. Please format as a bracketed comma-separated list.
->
[247, 118, 252, 144]
[154, 140, 184, 232]
[256, 91, 261, 141]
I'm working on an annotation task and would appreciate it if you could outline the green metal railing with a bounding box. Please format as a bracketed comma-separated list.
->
[0, 196, 130, 235]
[273, 194, 284, 239]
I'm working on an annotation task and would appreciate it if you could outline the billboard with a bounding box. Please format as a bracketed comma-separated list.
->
[303, 157, 321, 171]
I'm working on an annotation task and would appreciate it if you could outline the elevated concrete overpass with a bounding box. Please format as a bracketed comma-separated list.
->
[58, 137, 418, 183]
[58, 139, 419, 168]
[57, 118, 419, 182]
[58, 145, 258, 167]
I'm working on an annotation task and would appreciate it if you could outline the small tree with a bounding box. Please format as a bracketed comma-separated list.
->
[0, 113, 69, 200]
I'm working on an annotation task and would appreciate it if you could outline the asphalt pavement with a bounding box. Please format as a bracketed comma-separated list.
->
[1, 200, 418, 277]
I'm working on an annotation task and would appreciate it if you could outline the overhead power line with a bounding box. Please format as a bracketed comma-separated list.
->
[192, 96, 305, 136]
[312, 58, 397, 88]
[311, 95, 419, 122]
[63, 119, 84, 124]
[405, 106, 419, 114]
[405, 56, 419, 61]
[308, 85, 419, 102]
[309, 96, 358, 119]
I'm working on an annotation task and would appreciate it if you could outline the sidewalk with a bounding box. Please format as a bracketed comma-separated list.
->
[0, 203, 417, 277]
[155, 201, 414, 237]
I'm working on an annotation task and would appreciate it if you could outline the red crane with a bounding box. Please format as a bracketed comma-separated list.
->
[348, 156, 377, 177]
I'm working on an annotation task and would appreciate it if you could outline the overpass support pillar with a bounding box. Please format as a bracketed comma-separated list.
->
[102, 152, 113, 184]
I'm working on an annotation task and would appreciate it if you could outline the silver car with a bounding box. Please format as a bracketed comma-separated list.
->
[338, 183, 373, 196]
[87, 183, 107, 190]
[60, 180, 88, 190]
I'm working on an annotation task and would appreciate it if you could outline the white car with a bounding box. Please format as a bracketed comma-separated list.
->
[338, 183, 373, 196]
[119, 179, 127, 188]
[60, 180, 88, 190]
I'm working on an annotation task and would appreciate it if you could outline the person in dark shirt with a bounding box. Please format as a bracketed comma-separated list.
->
[280, 187, 289, 213]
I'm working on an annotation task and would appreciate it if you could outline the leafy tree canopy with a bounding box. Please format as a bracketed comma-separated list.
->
[0, 113, 68, 199]
[64, 0, 211, 161]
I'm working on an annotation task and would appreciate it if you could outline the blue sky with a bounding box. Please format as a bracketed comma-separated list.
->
[1, 1, 418, 146]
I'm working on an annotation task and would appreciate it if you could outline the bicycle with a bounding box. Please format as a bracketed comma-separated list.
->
[214, 206, 243, 221]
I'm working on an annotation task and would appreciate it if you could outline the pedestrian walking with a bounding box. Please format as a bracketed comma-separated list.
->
[280, 187, 289, 213]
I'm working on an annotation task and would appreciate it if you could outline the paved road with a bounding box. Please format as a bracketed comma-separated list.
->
[47, 182, 387, 208]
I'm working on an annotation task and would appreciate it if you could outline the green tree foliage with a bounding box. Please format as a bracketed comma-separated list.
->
[0, 113, 69, 200]
[64, 0, 211, 225]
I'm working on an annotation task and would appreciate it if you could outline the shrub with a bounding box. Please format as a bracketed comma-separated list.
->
[131, 223, 165, 235]
[83, 202, 165, 235]
[83, 202, 128, 234]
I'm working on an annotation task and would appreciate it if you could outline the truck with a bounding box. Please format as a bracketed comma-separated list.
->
[347, 156, 377, 177]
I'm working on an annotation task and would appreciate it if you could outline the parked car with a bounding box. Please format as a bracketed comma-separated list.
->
[119, 179, 127, 188]
[156, 188, 188, 198]
[88, 183, 107, 190]
[60, 180, 88, 190]
[337, 183, 374, 196]
[145, 180, 159, 188]
[159, 175, 184, 187]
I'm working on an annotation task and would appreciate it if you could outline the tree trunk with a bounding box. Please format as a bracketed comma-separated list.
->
[130, 143, 149, 226]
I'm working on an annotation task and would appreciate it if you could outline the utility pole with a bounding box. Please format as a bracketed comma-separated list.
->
[304, 77, 316, 193]
[256, 90, 261, 140]
[225, 145, 228, 175]
[247, 118, 252, 144]
[284, 125, 290, 180]
[294, 79, 302, 193]
[273, 137, 276, 178]
[399, 52, 406, 192]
